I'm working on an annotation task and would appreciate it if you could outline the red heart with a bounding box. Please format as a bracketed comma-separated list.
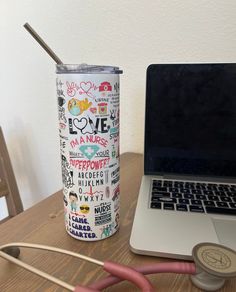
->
[80, 81, 93, 94]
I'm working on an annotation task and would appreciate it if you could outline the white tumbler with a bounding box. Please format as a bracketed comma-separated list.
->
[56, 64, 122, 241]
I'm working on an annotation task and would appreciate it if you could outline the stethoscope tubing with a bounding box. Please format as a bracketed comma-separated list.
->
[88, 261, 196, 290]
[0, 242, 196, 292]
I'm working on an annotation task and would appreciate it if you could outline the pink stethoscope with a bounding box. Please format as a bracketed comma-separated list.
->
[0, 242, 235, 291]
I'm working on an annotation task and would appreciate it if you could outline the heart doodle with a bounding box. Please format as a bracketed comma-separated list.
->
[73, 117, 88, 132]
[80, 81, 93, 94]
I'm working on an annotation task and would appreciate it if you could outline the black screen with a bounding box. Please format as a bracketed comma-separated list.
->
[145, 63, 236, 177]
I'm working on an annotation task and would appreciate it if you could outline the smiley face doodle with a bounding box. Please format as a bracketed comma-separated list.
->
[80, 204, 90, 214]
[68, 98, 92, 116]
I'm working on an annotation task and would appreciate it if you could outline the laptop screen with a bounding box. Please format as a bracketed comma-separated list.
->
[145, 63, 236, 177]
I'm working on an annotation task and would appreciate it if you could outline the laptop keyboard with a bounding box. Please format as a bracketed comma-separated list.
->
[150, 179, 236, 216]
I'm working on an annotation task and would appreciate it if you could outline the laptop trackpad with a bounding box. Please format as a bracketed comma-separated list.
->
[212, 218, 236, 251]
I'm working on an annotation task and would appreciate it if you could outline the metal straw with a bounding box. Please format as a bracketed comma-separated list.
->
[23, 23, 63, 64]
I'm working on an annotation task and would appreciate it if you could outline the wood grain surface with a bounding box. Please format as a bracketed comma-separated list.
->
[0, 153, 235, 291]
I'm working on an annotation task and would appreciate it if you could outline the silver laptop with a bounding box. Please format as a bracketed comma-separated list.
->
[130, 63, 236, 260]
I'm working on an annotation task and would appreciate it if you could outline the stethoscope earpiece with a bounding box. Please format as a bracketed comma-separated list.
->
[191, 242, 236, 291]
[2, 246, 20, 259]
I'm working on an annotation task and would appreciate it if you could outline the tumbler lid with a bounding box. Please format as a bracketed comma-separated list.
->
[56, 63, 123, 74]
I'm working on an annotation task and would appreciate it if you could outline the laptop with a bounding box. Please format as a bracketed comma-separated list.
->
[130, 63, 236, 260]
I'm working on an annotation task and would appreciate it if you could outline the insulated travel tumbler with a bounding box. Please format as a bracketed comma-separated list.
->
[56, 64, 122, 241]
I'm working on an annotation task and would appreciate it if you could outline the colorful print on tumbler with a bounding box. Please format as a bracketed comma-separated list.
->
[57, 67, 121, 241]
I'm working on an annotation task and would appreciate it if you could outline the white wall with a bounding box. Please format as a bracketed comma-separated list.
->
[1, 0, 236, 211]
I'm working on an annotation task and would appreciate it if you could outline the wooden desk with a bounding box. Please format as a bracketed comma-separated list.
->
[0, 153, 235, 291]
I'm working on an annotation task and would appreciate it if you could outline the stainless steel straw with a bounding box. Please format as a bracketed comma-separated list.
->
[23, 22, 63, 64]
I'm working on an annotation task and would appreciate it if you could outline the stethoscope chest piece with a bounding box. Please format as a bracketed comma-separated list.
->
[191, 242, 236, 291]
